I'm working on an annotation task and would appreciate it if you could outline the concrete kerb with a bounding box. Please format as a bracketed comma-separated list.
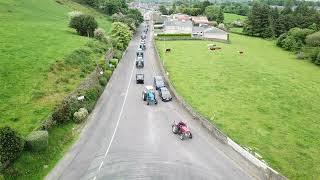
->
[152, 37, 287, 180]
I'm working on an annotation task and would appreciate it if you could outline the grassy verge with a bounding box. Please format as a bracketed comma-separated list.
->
[2, 123, 76, 180]
[156, 34, 320, 179]
[0, 0, 111, 136]
[0, 0, 112, 179]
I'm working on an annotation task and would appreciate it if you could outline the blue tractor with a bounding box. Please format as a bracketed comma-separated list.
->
[142, 86, 158, 105]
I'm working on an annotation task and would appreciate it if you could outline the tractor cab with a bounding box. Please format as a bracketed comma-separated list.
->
[135, 56, 144, 68]
[136, 48, 144, 58]
[142, 85, 157, 105]
[139, 42, 146, 50]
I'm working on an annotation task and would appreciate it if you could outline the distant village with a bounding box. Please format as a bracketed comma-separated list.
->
[129, 2, 230, 42]
[152, 12, 229, 42]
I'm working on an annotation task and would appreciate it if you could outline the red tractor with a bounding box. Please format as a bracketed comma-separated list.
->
[172, 121, 192, 140]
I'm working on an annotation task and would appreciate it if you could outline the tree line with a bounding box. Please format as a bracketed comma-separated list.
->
[244, 1, 320, 66]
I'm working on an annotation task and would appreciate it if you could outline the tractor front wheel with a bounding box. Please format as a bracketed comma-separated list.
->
[180, 134, 184, 140]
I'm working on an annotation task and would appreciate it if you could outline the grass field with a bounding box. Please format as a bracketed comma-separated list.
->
[0, 0, 111, 179]
[0, 0, 111, 136]
[224, 13, 246, 24]
[156, 34, 320, 179]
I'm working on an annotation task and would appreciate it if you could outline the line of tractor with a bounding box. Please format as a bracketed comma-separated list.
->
[134, 22, 192, 140]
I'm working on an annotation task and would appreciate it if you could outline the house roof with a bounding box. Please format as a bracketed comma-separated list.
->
[173, 14, 190, 21]
[204, 27, 228, 34]
[191, 16, 209, 24]
[164, 19, 193, 28]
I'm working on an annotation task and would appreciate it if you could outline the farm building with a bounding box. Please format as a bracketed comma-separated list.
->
[163, 19, 193, 34]
[192, 26, 229, 41]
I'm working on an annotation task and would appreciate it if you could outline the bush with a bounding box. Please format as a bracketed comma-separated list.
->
[306, 31, 320, 47]
[73, 108, 89, 124]
[68, 11, 83, 19]
[25, 131, 49, 152]
[276, 33, 287, 47]
[69, 14, 98, 37]
[315, 52, 320, 65]
[99, 76, 108, 86]
[82, 86, 103, 112]
[52, 99, 73, 123]
[211, 21, 218, 27]
[0, 127, 23, 164]
[296, 51, 305, 60]
[111, 22, 133, 51]
[94, 28, 106, 41]
[218, 23, 226, 31]
[113, 49, 123, 59]
[309, 48, 320, 62]
[109, 58, 119, 67]
[105, 69, 113, 79]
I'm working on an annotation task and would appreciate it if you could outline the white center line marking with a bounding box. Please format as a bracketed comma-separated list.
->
[93, 58, 136, 180]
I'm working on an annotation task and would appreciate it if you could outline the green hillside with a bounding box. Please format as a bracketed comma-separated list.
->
[0, 0, 112, 179]
[0, 0, 111, 136]
[224, 13, 246, 24]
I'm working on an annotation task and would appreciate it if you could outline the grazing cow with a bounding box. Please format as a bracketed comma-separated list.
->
[165, 48, 171, 53]
[238, 50, 244, 54]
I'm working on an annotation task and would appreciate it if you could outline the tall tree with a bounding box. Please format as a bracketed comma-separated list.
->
[244, 2, 273, 38]
[205, 5, 223, 23]
[159, 5, 168, 15]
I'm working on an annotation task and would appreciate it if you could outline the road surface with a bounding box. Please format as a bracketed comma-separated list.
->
[46, 23, 260, 180]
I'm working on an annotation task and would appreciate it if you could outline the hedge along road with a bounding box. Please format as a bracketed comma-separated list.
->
[46, 23, 259, 180]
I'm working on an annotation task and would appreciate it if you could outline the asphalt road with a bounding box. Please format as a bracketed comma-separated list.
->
[46, 23, 259, 180]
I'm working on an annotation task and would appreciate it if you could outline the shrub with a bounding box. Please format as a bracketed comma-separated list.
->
[109, 58, 119, 67]
[99, 76, 108, 86]
[25, 131, 49, 152]
[306, 31, 320, 47]
[113, 49, 123, 59]
[315, 52, 320, 65]
[105, 69, 113, 79]
[296, 51, 305, 60]
[309, 48, 320, 62]
[68, 11, 83, 19]
[0, 127, 24, 164]
[73, 108, 89, 124]
[94, 28, 106, 41]
[52, 99, 73, 123]
[218, 23, 226, 31]
[69, 14, 98, 37]
[211, 21, 218, 27]
[82, 86, 103, 112]
[276, 33, 287, 47]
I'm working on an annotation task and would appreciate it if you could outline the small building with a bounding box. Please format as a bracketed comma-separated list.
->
[192, 26, 229, 41]
[163, 19, 193, 34]
[203, 27, 229, 41]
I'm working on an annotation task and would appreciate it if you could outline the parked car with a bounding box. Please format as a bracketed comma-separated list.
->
[142, 85, 157, 105]
[153, 76, 165, 90]
[136, 73, 144, 84]
[136, 57, 144, 68]
[159, 87, 172, 102]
